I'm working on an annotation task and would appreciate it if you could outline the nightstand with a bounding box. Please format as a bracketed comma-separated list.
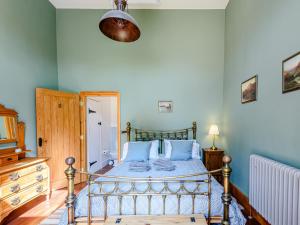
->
[202, 148, 224, 184]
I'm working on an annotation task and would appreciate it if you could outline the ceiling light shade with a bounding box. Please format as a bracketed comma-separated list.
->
[99, 0, 140, 42]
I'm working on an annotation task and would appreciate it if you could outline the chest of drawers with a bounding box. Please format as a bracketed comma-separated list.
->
[0, 158, 49, 223]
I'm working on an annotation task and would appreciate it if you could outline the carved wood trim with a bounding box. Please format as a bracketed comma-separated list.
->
[0, 104, 18, 145]
[0, 104, 26, 153]
[0, 104, 18, 117]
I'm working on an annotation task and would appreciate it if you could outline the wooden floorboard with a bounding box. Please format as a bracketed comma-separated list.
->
[5, 165, 113, 225]
[4, 183, 86, 225]
[230, 183, 268, 225]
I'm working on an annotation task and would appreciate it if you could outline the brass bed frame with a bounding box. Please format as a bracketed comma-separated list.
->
[123, 122, 197, 154]
[64, 122, 232, 225]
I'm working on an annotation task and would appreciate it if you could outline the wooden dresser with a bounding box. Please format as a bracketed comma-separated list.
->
[0, 157, 49, 223]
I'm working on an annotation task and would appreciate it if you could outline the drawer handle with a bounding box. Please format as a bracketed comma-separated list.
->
[9, 172, 20, 181]
[7, 157, 14, 161]
[36, 165, 44, 172]
[11, 197, 21, 206]
[36, 175, 44, 182]
[36, 185, 44, 193]
[10, 184, 21, 193]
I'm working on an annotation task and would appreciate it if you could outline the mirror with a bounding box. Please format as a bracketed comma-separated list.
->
[0, 116, 17, 143]
[0, 104, 18, 145]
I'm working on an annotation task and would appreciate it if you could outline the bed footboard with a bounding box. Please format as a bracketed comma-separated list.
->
[65, 157, 77, 225]
[221, 155, 232, 225]
[64, 156, 232, 225]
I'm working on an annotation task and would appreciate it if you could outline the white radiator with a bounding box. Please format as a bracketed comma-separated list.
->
[249, 154, 300, 225]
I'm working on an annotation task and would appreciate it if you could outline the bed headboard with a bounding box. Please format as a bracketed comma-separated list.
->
[122, 121, 197, 154]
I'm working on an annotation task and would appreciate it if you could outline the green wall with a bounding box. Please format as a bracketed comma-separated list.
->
[223, 0, 300, 195]
[56, 10, 225, 148]
[3, 1, 299, 197]
[0, 0, 58, 155]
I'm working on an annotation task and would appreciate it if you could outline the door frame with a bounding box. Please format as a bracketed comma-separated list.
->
[80, 91, 121, 173]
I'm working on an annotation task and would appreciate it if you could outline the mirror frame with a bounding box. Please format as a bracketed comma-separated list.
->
[0, 104, 18, 144]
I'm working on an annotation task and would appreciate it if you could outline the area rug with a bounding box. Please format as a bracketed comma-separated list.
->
[39, 207, 65, 225]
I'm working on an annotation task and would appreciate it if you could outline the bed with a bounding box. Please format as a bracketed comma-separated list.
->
[60, 122, 246, 225]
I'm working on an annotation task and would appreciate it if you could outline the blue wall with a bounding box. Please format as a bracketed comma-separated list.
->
[223, 0, 300, 195]
[0, 0, 58, 155]
[56, 10, 225, 149]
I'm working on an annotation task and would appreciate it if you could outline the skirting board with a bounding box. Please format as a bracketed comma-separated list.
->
[230, 183, 271, 225]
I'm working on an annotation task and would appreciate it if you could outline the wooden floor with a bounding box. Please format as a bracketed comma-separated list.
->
[5, 166, 112, 225]
[5, 183, 86, 225]
[5, 165, 259, 225]
[243, 210, 260, 225]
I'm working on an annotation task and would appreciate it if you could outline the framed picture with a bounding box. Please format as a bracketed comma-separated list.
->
[158, 101, 173, 113]
[241, 75, 258, 104]
[282, 51, 300, 93]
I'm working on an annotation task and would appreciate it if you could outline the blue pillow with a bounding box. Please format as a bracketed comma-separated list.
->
[170, 140, 193, 161]
[125, 142, 151, 162]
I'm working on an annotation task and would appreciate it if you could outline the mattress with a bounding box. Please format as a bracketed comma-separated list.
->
[59, 159, 246, 225]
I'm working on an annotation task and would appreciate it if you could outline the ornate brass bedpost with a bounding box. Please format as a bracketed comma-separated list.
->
[192, 121, 197, 140]
[65, 157, 76, 225]
[126, 122, 131, 142]
[222, 155, 232, 225]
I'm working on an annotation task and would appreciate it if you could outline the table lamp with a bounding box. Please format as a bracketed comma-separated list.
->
[209, 125, 219, 150]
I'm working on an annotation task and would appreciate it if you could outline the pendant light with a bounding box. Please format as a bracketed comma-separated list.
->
[99, 0, 141, 42]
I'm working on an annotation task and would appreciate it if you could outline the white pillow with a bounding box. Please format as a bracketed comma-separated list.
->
[164, 140, 201, 160]
[121, 140, 159, 161]
[121, 142, 129, 161]
[192, 142, 201, 159]
[149, 140, 159, 159]
[164, 140, 172, 159]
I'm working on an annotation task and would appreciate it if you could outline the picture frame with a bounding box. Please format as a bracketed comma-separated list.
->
[241, 75, 258, 104]
[158, 101, 173, 113]
[282, 51, 300, 93]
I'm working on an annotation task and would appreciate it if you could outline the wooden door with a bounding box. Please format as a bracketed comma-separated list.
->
[86, 98, 102, 173]
[36, 88, 81, 190]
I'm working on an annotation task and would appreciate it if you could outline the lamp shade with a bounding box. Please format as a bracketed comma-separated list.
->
[99, 10, 140, 42]
[209, 125, 220, 136]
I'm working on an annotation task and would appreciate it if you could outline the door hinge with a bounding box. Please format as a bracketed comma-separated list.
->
[80, 135, 84, 140]
[79, 101, 84, 107]
[88, 108, 96, 114]
[89, 161, 97, 167]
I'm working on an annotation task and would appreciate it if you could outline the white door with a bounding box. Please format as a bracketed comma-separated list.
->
[87, 98, 102, 173]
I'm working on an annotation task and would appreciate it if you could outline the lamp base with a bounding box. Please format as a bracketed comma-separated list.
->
[210, 146, 218, 151]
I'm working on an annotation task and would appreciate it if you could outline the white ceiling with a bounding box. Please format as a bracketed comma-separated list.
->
[49, 0, 230, 9]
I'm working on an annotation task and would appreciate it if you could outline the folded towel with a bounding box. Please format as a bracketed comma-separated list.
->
[129, 167, 151, 172]
[153, 159, 173, 166]
[154, 165, 176, 171]
[153, 159, 176, 171]
[129, 162, 151, 172]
